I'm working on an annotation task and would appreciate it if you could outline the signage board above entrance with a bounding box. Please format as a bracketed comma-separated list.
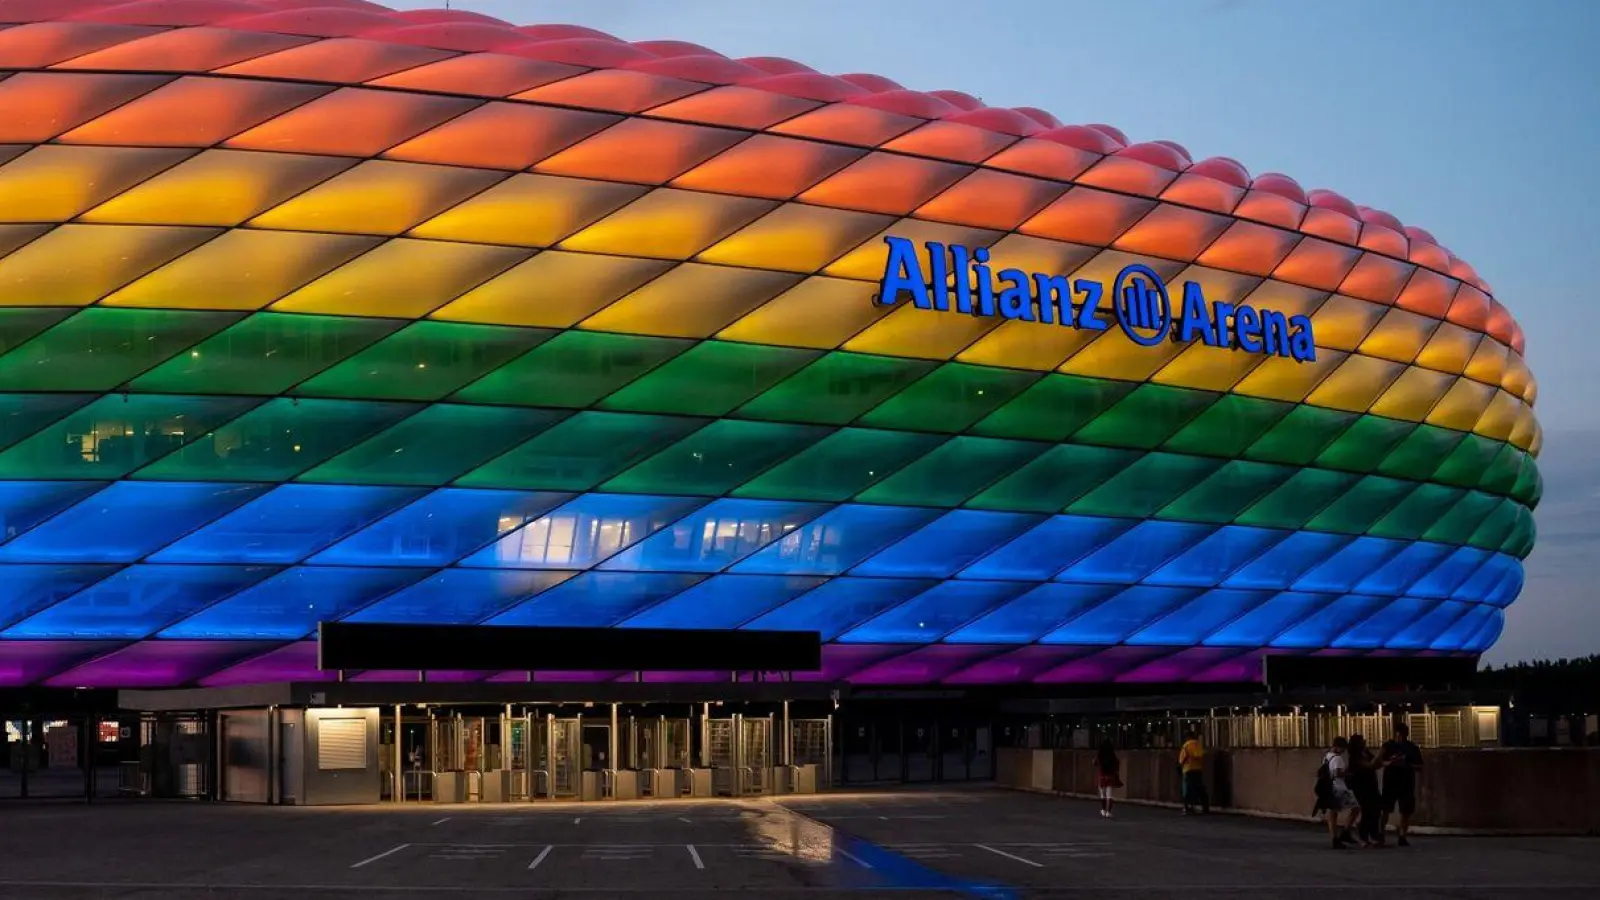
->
[876, 235, 1317, 362]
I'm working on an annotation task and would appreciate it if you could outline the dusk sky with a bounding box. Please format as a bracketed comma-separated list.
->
[398, 0, 1600, 663]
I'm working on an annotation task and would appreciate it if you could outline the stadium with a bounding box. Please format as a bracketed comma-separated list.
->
[0, 0, 1540, 695]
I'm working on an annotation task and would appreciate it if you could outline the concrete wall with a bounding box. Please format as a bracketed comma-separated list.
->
[997, 746, 1600, 834]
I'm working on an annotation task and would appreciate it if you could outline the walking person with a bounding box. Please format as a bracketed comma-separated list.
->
[1381, 722, 1425, 846]
[1178, 728, 1209, 815]
[1347, 734, 1384, 847]
[1321, 736, 1361, 849]
[1095, 741, 1122, 818]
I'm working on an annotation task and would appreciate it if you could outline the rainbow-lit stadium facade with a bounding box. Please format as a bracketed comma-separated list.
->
[0, 0, 1540, 690]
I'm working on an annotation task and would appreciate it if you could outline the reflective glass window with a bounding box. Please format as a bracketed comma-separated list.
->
[345, 569, 572, 625]
[1268, 595, 1388, 648]
[601, 498, 828, 573]
[0, 394, 261, 480]
[128, 313, 402, 395]
[944, 583, 1121, 644]
[152, 484, 424, 564]
[456, 411, 706, 492]
[971, 374, 1136, 442]
[1161, 395, 1293, 458]
[852, 510, 1043, 578]
[1203, 591, 1329, 647]
[1352, 540, 1456, 596]
[1126, 589, 1268, 646]
[735, 352, 936, 425]
[1222, 531, 1352, 590]
[741, 577, 935, 641]
[0, 481, 268, 563]
[840, 581, 1026, 643]
[0, 308, 241, 391]
[135, 398, 420, 482]
[299, 405, 568, 486]
[3, 564, 273, 638]
[958, 515, 1133, 581]
[452, 330, 691, 408]
[0, 393, 95, 454]
[1145, 526, 1287, 587]
[858, 363, 1040, 434]
[160, 567, 426, 639]
[488, 571, 704, 627]
[967, 444, 1138, 514]
[315, 489, 574, 568]
[734, 428, 947, 502]
[1291, 537, 1408, 593]
[0, 481, 107, 544]
[602, 420, 827, 496]
[463, 493, 706, 569]
[1244, 405, 1357, 465]
[600, 341, 821, 416]
[731, 504, 940, 576]
[1067, 452, 1223, 519]
[1408, 546, 1492, 598]
[618, 574, 824, 630]
[1072, 384, 1219, 450]
[0, 564, 117, 631]
[1058, 521, 1212, 584]
[1042, 585, 1197, 644]
[856, 436, 1047, 507]
[1333, 596, 1436, 648]
[295, 321, 554, 401]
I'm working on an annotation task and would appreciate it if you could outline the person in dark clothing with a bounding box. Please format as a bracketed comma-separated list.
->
[1095, 742, 1122, 818]
[1347, 734, 1384, 847]
[1381, 722, 1425, 846]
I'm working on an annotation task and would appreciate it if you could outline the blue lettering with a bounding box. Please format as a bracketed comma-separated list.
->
[1032, 273, 1070, 326]
[1211, 302, 1236, 347]
[997, 268, 1035, 321]
[950, 244, 975, 314]
[927, 241, 951, 311]
[1235, 306, 1262, 353]
[1288, 315, 1317, 361]
[972, 247, 997, 317]
[878, 236, 931, 309]
[1074, 279, 1108, 331]
[1178, 282, 1218, 345]
[1259, 309, 1290, 356]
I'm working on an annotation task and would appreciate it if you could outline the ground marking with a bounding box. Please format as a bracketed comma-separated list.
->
[835, 848, 873, 869]
[431, 817, 451, 826]
[679, 817, 692, 823]
[527, 845, 554, 871]
[350, 844, 411, 869]
[975, 844, 1043, 868]
[572, 817, 581, 825]
[686, 844, 705, 869]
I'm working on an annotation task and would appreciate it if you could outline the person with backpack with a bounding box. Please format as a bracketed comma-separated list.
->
[1095, 741, 1122, 818]
[1321, 736, 1362, 849]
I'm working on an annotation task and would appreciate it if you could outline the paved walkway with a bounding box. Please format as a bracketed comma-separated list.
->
[0, 787, 1595, 898]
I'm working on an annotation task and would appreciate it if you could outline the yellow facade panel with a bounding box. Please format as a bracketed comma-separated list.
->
[408, 174, 646, 248]
[956, 318, 1101, 371]
[431, 251, 672, 328]
[1413, 322, 1480, 375]
[1150, 341, 1270, 392]
[249, 160, 507, 236]
[1462, 337, 1509, 387]
[1366, 365, 1455, 421]
[697, 204, 895, 273]
[103, 229, 380, 310]
[0, 224, 219, 306]
[1424, 377, 1498, 432]
[1236, 279, 1330, 319]
[821, 219, 1002, 282]
[80, 150, 355, 227]
[1303, 354, 1405, 413]
[717, 276, 889, 349]
[1231, 350, 1347, 403]
[558, 189, 778, 259]
[1500, 351, 1533, 401]
[1307, 293, 1387, 352]
[1473, 389, 1523, 443]
[1057, 327, 1189, 382]
[1356, 307, 1440, 364]
[580, 262, 802, 339]
[269, 239, 530, 318]
[843, 301, 1003, 360]
[0, 145, 191, 223]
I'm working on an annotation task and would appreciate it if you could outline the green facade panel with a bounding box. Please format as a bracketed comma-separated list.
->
[298, 321, 553, 401]
[130, 313, 402, 396]
[1315, 416, 1415, 473]
[855, 435, 1047, 507]
[970, 374, 1135, 442]
[1156, 460, 1297, 524]
[0, 308, 75, 356]
[1244, 405, 1358, 465]
[453, 331, 691, 408]
[965, 444, 1140, 513]
[856, 362, 1040, 433]
[0, 394, 261, 479]
[0, 393, 93, 454]
[298, 404, 569, 486]
[1375, 424, 1467, 481]
[734, 428, 946, 502]
[1367, 483, 1466, 541]
[601, 341, 820, 417]
[1432, 434, 1505, 487]
[1304, 475, 1415, 534]
[1161, 395, 1293, 459]
[456, 411, 707, 491]
[734, 352, 936, 426]
[601, 419, 829, 495]
[1067, 451, 1223, 518]
[0, 308, 242, 392]
[1071, 384, 1219, 450]
[1466, 497, 1521, 551]
[1235, 468, 1360, 530]
[1421, 490, 1502, 545]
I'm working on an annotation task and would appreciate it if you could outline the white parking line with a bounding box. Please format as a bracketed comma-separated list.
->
[431, 818, 451, 826]
[526, 845, 554, 870]
[686, 844, 705, 869]
[350, 844, 411, 869]
[975, 844, 1043, 867]
[835, 848, 873, 869]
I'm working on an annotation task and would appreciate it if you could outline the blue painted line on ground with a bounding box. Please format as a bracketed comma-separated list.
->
[831, 831, 1019, 899]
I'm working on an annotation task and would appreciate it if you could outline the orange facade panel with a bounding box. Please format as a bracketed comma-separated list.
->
[671, 134, 864, 200]
[1019, 187, 1156, 247]
[913, 169, 1067, 232]
[1231, 190, 1306, 230]
[1195, 220, 1300, 276]
[1357, 223, 1409, 258]
[981, 138, 1100, 182]
[647, 85, 822, 130]
[1336, 252, 1415, 305]
[52, 26, 311, 73]
[798, 152, 972, 216]
[1074, 156, 1180, 197]
[880, 120, 1017, 163]
[1298, 207, 1361, 244]
[535, 118, 747, 185]
[514, 69, 706, 114]
[57, 76, 327, 147]
[225, 87, 479, 157]
[1445, 283, 1492, 331]
[386, 103, 619, 171]
[1393, 268, 1457, 318]
[219, 38, 457, 86]
[0, 21, 162, 69]
[768, 103, 923, 147]
[1270, 236, 1362, 292]
[1111, 204, 1233, 263]
[0, 72, 168, 143]
[369, 52, 584, 98]
[1158, 173, 1245, 214]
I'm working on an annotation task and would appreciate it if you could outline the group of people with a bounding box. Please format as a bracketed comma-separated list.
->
[1088, 722, 1424, 850]
[1317, 722, 1424, 850]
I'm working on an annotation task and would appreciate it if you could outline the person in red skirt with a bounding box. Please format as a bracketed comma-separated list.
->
[1096, 741, 1122, 818]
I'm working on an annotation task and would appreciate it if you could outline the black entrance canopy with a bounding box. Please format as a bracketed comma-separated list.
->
[317, 622, 823, 673]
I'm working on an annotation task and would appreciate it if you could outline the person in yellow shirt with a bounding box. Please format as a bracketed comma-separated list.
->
[1178, 729, 1210, 815]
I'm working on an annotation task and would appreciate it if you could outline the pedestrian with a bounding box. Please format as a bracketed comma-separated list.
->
[1095, 741, 1122, 818]
[1321, 736, 1361, 849]
[1380, 722, 1424, 847]
[1347, 734, 1384, 847]
[1178, 728, 1209, 815]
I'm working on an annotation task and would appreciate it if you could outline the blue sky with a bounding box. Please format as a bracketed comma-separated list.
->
[397, 0, 1600, 662]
